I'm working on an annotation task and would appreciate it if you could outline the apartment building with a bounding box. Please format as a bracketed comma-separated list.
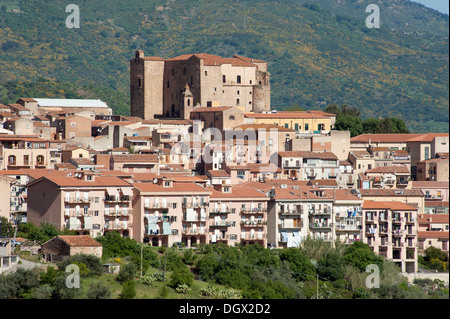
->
[244, 110, 336, 134]
[27, 172, 134, 238]
[208, 184, 269, 247]
[356, 188, 425, 215]
[361, 165, 411, 189]
[418, 214, 449, 255]
[362, 200, 419, 273]
[273, 151, 339, 181]
[334, 189, 364, 245]
[55, 115, 92, 140]
[132, 179, 211, 247]
[416, 157, 449, 182]
[110, 154, 159, 173]
[0, 135, 50, 170]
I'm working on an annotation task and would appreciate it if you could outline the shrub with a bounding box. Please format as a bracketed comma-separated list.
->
[57, 254, 103, 277]
[120, 281, 136, 299]
[87, 282, 112, 299]
[116, 262, 137, 282]
[169, 266, 194, 288]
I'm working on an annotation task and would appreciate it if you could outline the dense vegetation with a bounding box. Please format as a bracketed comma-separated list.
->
[325, 104, 410, 137]
[1, 222, 448, 299]
[0, 0, 448, 133]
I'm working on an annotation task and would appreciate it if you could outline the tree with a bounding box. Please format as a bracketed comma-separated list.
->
[362, 118, 381, 134]
[169, 265, 194, 288]
[278, 248, 316, 281]
[334, 113, 363, 137]
[343, 241, 384, 274]
[0, 217, 15, 238]
[317, 252, 345, 282]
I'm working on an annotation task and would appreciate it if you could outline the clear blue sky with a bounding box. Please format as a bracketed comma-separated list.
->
[409, 0, 449, 15]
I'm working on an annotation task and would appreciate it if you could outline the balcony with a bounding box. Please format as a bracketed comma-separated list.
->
[182, 202, 208, 209]
[309, 208, 331, 216]
[280, 208, 302, 215]
[210, 221, 233, 227]
[335, 224, 362, 231]
[405, 218, 416, 224]
[182, 229, 207, 236]
[309, 223, 331, 229]
[306, 172, 317, 179]
[105, 195, 131, 203]
[392, 229, 404, 236]
[65, 197, 92, 204]
[105, 208, 132, 216]
[241, 234, 265, 241]
[144, 202, 172, 209]
[241, 220, 266, 227]
[242, 208, 267, 215]
[64, 210, 95, 217]
[210, 208, 231, 215]
[105, 221, 132, 230]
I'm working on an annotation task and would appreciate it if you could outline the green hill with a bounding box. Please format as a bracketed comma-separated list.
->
[0, 0, 448, 132]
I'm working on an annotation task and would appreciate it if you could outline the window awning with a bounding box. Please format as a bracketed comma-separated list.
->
[106, 188, 119, 196]
[121, 188, 133, 196]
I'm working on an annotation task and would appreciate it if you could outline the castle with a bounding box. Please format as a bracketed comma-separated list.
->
[130, 50, 271, 120]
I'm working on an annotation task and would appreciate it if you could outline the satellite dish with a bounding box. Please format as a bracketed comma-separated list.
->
[153, 178, 158, 184]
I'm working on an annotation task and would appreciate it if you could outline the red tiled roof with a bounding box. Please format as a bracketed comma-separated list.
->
[418, 231, 449, 239]
[278, 151, 338, 160]
[57, 235, 102, 247]
[133, 182, 209, 194]
[365, 165, 410, 174]
[244, 111, 335, 119]
[112, 154, 158, 162]
[190, 106, 233, 113]
[412, 181, 449, 188]
[418, 214, 449, 223]
[362, 200, 417, 211]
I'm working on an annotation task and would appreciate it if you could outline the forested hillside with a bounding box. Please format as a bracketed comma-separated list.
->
[0, 0, 448, 132]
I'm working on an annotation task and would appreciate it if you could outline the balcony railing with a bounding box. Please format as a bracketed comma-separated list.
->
[309, 223, 331, 229]
[104, 222, 132, 230]
[105, 196, 131, 203]
[65, 197, 93, 203]
[309, 208, 331, 216]
[280, 208, 302, 215]
[392, 229, 403, 236]
[210, 221, 233, 227]
[242, 208, 267, 214]
[241, 220, 267, 227]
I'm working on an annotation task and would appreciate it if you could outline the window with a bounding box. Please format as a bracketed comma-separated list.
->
[284, 123, 289, 128]
[236, 99, 240, 105]
[222, 75, 226, 83]
[318, 124, 325, 130]
[207, 101, 212, 107]
[23, 155, 29, 165]
[167, 81, 170, 88]
[138, 78, 142, 88]
[94, 211, 99, 217]
[424, 146, 430, 160]
[237, 90, 240, 95]
[173, 203, 177, 209]
[237, 75, 241, 84]
[95, 197, 99, 203]
[190, 76, 194, 85]
[205, 71, 208, 76]
[295, 123, 299, 131]
[305, 124, 309, 131]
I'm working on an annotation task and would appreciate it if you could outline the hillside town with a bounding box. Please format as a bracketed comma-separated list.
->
[0, 51, 448, 278]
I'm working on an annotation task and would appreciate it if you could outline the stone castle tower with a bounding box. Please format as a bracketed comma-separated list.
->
[130, 50, 271, 120]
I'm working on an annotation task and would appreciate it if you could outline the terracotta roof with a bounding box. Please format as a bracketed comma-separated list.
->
[30, 175, 132, 188]
[412, 181, 449, 188]
[350, 150, 371, 158]
[418, 231, 449, 239]
[406, 133, 449, 142]
[307, 179, 339, 187]
[56, 235, 102, 247]
[418, 214, 449, 223]
[209, 185, 268, 199]
[365, 165, 410, 174]
[424, 201, 449, 208]
[133, 182, 210, 194]
[231, 123, 295, 132]
[207, 170, 231, 178]
[246, 163, 282, 173]
[358, 189, 424, 197]
[142, 119, 192, 125]
[334, 189, 362, 201]
[244, 111, 335, 119]
[166, 53, 257, 67]
[54, 163, 78, 170]
[233, 55, 267, 64]
[363, 200, 418, 211]
[392, 150, 410, 156]
[112, 154, 158, 162]
[278, 151, 338, 160]
[190, 106, 233, 113]
[351, 134, 423, 143]
[70, 158, 95, 166]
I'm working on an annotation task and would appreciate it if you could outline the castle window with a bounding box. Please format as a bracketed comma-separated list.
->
[237, 75, 241, 84]
[167, 81, 170, 88]
[236, 99, 240, 105]
[237, 90, 240, 95]
[223, 75, 226, 83]
[187, 99, 191, 106]
[183, 68, 187, 75]
[229, 115, 235, 120]
[138, 78, 142, 88]
[250, 80, 252, 84]
[205, 71, 208, 76]
[190, 77, 194, 85]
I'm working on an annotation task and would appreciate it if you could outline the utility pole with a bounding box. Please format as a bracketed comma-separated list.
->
[316, 273, 319, 299]
[140, 242, 143, 279]
[163, 249, 168, 282]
